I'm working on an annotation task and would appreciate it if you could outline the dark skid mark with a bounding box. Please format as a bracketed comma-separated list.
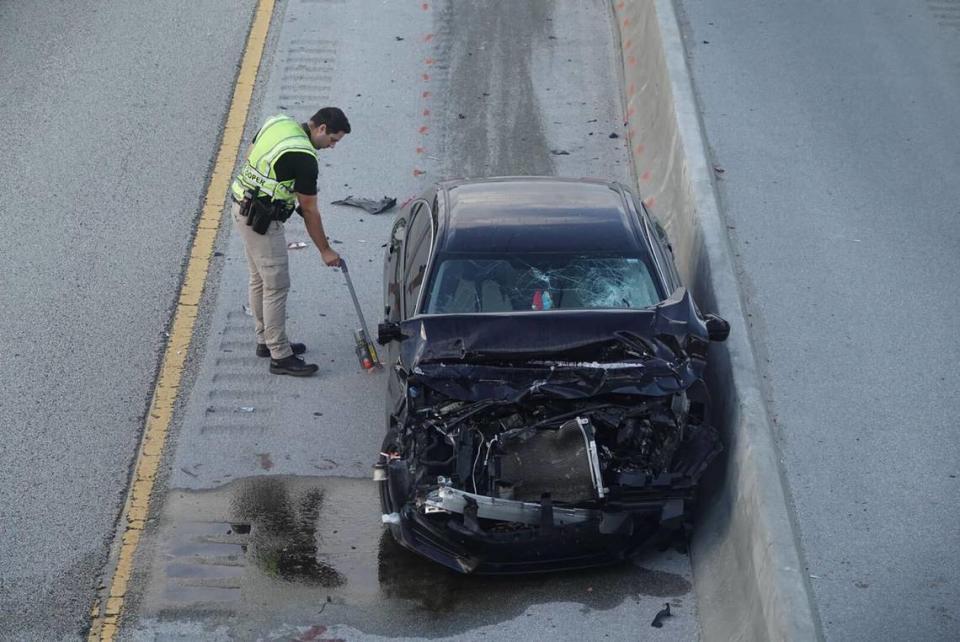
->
[436, 0, 555, 178]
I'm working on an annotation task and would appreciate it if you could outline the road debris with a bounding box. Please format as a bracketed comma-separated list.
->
[551, 149, 571, 156]
[288, 241, 308, 250]
[238, 406, 255, 413]
[256, 453, 274, 471]
[331, 195, 397, 215]
[651, 603, 672, 628]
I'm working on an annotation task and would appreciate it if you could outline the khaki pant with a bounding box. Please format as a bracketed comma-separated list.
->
[232, 201, 293, 360]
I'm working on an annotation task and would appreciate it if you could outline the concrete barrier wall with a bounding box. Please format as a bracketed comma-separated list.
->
[612, 2, 821, 640]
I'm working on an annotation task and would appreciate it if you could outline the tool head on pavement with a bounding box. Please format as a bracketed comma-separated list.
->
[339, 258, 382, 371]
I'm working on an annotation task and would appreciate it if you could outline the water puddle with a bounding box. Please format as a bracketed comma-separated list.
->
[143, 475, 692, 637]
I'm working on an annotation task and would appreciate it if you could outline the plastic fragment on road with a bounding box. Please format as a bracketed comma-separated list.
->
[651, 603, 672, 628]
[331, 195, 397, 215]
[287, 241, 308, 250]
[238, 406, 255, 413]
[242, 304, 252, 316]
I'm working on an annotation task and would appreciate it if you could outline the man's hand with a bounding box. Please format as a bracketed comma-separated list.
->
[297, 192, 341, 267]
[321, 247, 341, 267]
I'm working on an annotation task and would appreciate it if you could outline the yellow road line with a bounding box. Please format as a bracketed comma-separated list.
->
[86, 1, 275, 639]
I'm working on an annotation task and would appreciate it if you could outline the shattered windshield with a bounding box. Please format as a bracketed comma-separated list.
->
[423, 253, 663, 314]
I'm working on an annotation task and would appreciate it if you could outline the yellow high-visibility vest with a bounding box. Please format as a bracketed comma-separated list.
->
[230, 115, 315, 208]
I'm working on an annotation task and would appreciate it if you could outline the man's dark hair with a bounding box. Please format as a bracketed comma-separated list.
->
[310, 107, 351, 134]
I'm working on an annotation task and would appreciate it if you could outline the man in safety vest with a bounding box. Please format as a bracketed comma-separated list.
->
[230, 107, 350, 376]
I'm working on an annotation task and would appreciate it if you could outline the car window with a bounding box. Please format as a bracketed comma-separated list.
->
[423, 253, 663, 314]
[383, 217, 406, 321]
[403, 202, 433, 317]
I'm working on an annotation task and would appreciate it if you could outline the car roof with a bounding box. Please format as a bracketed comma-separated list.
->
[436, 177, 644, 254]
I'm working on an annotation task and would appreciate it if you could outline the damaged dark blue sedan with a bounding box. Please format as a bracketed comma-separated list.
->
[374, 177, 729, 574]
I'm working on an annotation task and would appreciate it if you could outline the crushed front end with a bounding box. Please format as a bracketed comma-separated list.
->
[376, 290, 725, 574]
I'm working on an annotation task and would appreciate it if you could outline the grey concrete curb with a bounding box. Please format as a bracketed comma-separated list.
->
[613, 1, 822, 639]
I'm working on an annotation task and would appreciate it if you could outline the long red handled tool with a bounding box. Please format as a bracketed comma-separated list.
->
[339, 258, 381, 370]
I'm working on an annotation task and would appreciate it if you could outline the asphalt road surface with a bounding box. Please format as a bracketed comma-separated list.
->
[2, 1, 702, 641]
[119, 1, 700, 639]
[0, 1, 256, 639]
[676, 0, 960, 639]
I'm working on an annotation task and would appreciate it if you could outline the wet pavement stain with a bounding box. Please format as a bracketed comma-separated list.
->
[155, 520, 248, 607]
[232, 477, 344, 587]
[376, 530, 691, 614]
[141, 475, 693, 638]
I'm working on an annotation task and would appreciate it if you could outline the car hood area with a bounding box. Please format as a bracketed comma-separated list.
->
[403, 286, 709, 363]
[379, 289, 725, 574]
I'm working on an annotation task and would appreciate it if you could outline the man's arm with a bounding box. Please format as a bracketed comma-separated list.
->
[297, 193, 341, 266]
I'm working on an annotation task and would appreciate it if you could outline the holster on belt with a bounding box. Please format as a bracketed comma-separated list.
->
[241, 188, 292, 235]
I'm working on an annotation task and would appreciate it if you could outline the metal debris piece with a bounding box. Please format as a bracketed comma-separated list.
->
[331, 195, 397, 215]
[651, 603, 672, 628]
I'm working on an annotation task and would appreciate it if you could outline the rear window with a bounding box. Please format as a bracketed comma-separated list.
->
[423, 253, 663, 314]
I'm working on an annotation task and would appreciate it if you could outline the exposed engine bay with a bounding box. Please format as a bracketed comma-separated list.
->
[407, 388, 704, 502]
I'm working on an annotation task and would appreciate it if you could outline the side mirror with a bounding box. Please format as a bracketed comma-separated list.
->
[704, 314, 730, 342]
[377, 321, 404, 345]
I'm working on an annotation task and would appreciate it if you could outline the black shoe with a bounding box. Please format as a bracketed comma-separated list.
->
[256, 342, 306, 358]
[269, 355, 319, 377]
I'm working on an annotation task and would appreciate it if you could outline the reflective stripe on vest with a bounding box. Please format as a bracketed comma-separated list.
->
[230, 115, 316, 207]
